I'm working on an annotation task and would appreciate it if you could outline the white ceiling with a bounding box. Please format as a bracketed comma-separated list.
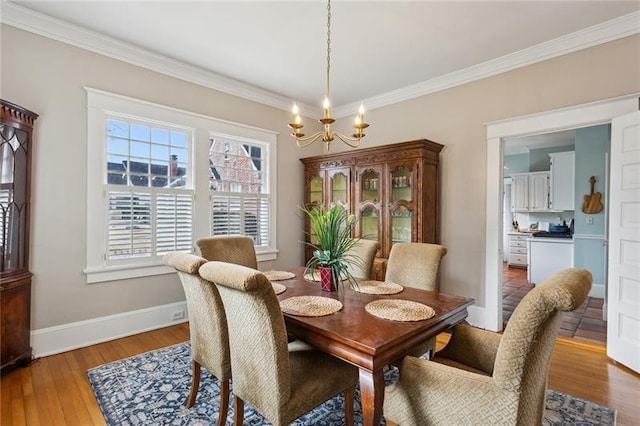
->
[4, 1, 640, 116]
[504, 129, 576, 156]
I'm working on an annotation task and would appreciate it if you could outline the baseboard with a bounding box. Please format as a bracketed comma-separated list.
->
[590, 282, 605, 299]
[31, 301, 188, 358]
[466, 305, 485, 329]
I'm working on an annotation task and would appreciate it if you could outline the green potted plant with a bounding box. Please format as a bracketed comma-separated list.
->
[302, 204, 360, 292]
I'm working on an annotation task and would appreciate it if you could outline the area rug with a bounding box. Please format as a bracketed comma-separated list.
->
[87, 342, 616, 425]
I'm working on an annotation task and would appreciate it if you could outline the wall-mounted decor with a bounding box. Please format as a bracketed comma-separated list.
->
[582, 176, 603, 214]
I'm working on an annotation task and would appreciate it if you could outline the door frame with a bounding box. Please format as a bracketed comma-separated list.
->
[483, 93, 639, 332]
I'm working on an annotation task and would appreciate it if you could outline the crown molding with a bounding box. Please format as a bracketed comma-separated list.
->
[334, 11, 640, 118]
[0, 2, 322, 117]
[2, 2, 637, 119]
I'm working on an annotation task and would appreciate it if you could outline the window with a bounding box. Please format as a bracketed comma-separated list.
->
[209, 137, 270, 247]
[85, 88, 278, 283]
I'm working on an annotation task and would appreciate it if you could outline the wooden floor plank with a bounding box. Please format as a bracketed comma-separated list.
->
[1, 323, 637, 426]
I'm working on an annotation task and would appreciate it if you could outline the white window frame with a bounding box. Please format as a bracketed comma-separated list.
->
[85, 88, 278, 283]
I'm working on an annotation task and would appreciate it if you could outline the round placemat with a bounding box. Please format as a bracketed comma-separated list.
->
[365, 299, 435, 322]
[264, 270, 296, 281]
[354, 280, 404, 295]
[280, 296, 343, 317]
[271, 283, 286, 295]
[303, 271, 320, 282]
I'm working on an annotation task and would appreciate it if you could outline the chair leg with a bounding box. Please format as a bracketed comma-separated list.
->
[217, 378, 230, 426]
[186, 360, 201, 408]
[233, 396, 244, 426]
[344, 386, 355, 426]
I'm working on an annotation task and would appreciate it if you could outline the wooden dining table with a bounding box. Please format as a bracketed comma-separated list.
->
[275, 268, 475, 426]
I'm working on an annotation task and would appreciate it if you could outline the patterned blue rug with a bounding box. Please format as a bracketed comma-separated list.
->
[87, 342, 616, 425]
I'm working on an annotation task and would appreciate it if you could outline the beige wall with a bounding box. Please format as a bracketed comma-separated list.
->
[1, 25, 313, 329]
[2, 23, 639, 330]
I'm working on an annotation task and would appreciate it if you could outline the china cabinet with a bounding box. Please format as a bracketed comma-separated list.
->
[0, 99, 38, 371]
[301, 139, 443, 279]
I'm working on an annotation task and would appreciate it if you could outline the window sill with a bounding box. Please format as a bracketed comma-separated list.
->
[85, 263, 174, 284]
[85, 248, 279, 283]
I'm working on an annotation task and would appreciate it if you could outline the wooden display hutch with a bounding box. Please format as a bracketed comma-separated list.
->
[301, 139, 443, 280]
[1, 100, 38, 372]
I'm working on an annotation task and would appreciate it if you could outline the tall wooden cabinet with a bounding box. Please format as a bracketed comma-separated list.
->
[1, 100, 38, 371]
[301, 139, 443, 279]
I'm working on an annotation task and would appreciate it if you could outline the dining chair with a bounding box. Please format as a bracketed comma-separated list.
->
[383, 268, 592, 426]
[386, 242, 447, 358]
[196, 236, 258, 269]
[162, 252, 231, 426]
[199, 260, 359, 426]
[345, 238, 380, 279]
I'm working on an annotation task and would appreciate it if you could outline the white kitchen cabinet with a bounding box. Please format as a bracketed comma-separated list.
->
[527, 238, 574, 285]
[510, 172, 549, 212]
[549, 151, 575, 211]
[529, 171, 550, 211]
[511, 173, 530, 212]
[508, 233, 530, 268]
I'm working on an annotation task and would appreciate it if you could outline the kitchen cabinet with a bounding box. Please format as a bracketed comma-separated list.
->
[1, 99, 38, 371]
[527, 238, 574, 285]
[549, 151, 575, 211]
[301, 139, 443, 279]
[511, 172, 549, 212]
[507, 233, 530, 268]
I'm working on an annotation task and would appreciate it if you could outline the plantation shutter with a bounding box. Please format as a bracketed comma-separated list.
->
[211, 194, 270, 248]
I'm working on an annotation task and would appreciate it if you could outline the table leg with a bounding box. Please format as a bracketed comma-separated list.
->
[359, 367, 384, 426]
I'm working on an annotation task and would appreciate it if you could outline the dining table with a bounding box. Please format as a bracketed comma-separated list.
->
[274, 268, 475, 426]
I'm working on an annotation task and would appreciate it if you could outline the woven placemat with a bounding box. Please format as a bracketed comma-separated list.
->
[365, 299, 436, 322]
[271, 283, 286, 295]
[354, 280, 404, 295]
[263, 270, 295, 281]
[280, 296, 343, 317]
[303, 271, 320, 282]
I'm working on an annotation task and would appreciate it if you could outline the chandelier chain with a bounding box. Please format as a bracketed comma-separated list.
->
[326, 0, 331, 100]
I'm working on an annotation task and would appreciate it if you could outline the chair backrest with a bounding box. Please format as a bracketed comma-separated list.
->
[198, 261, 291, 420]
[162, 252, 231, 382]
[385, 243, 447, 290]
[196, 236, 258, 269]
[494, 267, 592, 424]
[345, 239, 380, 279]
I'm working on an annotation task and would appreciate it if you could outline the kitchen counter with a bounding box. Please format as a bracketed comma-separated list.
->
[527, 238, 574, 284]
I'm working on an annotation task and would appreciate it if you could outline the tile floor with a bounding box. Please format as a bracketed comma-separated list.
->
[503, 264, 607, 345]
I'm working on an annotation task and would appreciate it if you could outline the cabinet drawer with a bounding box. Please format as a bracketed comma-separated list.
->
[510, 247, 527, 255]
[510, 234, 529, 242]
[508, 254, 528, 266]
[510, 240, 527, 248]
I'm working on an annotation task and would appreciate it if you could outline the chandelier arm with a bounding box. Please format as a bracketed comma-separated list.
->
[332, 132, 362, 148]
[294, 132, 325, 148]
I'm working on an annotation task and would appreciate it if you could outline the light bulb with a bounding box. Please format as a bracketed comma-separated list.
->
[359, 103, 365, 115]
[292, 104, 299, 115]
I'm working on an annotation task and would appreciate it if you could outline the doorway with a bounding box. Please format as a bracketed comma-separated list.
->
[483, 94, 638, 334]
[501, 129, 607, 345]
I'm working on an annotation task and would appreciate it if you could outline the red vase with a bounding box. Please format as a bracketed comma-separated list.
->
[319, 266, 337, 292]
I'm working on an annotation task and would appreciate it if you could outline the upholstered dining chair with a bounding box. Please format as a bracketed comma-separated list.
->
[386, 242, 447, 358]
[345, 238, 380, 279]
[199, 261, 359, 426]
[162, 252, 231, 426]
[196, 236, 258, 269]
[383, 267, 592, 426]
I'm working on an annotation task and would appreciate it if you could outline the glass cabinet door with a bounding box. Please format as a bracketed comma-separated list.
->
[391, 205, 413, 246]
[360, 205, 380, 242]
[390, 165, 413, 202]
[309, 175, 324, 207]
[360, 169, 380, 203]
[329, 170, 349, 209]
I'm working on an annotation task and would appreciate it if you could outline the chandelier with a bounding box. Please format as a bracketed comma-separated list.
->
[288, 0, 369, 149]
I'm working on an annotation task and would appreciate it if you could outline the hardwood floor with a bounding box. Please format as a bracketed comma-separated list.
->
[503, 264, 607, 344]
[1, 323, 638, 425]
